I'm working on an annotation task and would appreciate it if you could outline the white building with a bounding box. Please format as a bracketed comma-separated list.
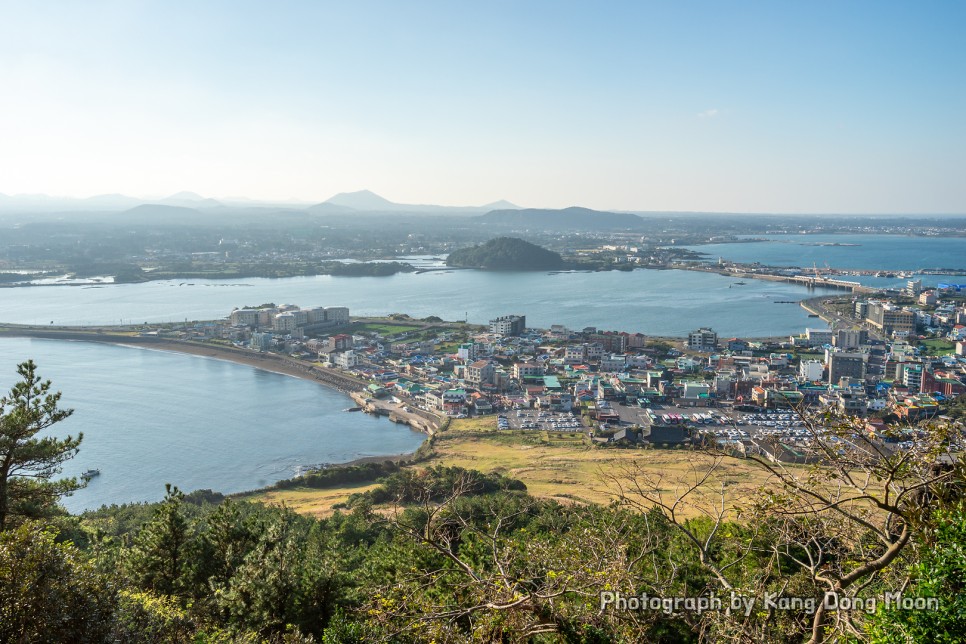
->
[799, 359, 824, 382]
[230, 308, 259, 326]
[564, 345, 587, 364]
[805, 328, 833, 347]
[688, 328, 718, 351]
[600, 354, 627, 372]
[457, 343, 477, 361]
[324, 307, 350, 324]
[273, 312, 297, 332]
[334, 350, 359, 370]
[489, 315, 526, 336]
[682, 382, 711, 399]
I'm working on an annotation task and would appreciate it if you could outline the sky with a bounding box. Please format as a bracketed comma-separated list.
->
[0, 1, 964, 214]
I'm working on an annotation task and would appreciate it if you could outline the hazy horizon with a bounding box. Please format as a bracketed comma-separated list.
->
[1, 1, 964, 214]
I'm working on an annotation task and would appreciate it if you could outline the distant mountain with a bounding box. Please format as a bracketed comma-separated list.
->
[310, 190, 521, 215]
[157, 191, 223, 209]
[477, 206, 645, 230]
[446, 237, 564, 270]
[80, 193, 144, 209]
[120, 204, 205, 225]
[324, 189, 399, 211]
[0, 189, 521, 215]
[481, 199, 519, 210]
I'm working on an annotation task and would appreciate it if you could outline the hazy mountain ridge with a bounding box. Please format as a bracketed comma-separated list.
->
[0, 189, 521, 216]
[310, 190, 522, 215]
[478, 206, 646, 230]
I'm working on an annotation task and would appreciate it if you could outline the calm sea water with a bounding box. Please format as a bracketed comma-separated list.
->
[684, 234, 966, 271]
[0, 268, 836, 337]
[0, 338, 426, 512]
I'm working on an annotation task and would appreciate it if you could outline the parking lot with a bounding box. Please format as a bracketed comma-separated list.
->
[499, 409, 584, 432]
[610, 402, 816, 445]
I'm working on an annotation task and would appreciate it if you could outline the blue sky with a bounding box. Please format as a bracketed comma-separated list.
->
[0, 1, 963, 213]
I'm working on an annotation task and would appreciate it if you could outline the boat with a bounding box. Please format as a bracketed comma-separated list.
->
[81, 469, 100, 479]
[343, 406, 362, 412]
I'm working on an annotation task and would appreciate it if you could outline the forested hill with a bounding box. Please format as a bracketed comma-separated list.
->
[445, 237, 564, 270]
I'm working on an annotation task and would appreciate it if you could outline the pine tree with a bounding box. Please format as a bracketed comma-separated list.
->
[127, 484, 192, 597]
[0, 360, 79, 530]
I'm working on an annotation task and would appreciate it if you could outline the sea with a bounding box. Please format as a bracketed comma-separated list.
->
[683, 233, 966, 274]
[0, 266, 838, 337]
[0, 337, 426, 512]
[1, 233, 962, 510]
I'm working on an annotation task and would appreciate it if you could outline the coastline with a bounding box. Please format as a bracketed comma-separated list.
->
[0, 328, 444, 438]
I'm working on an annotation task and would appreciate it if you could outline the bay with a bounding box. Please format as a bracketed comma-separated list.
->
[0, 337, 426, 512]
[683, 234, 966, 272]
[0, 268, 838, 337]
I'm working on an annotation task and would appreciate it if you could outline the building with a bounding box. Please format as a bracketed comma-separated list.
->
[805, 328, 833, 347]
[456, 343, 477, 361]
[323, 307, 349, 324]
[328, 334, 352, 351]
[564, 345, 587, 364]
[623, 332, 647, 349]
[306, 307, 327, 323]
[229, 308, 260, 327]
[919, 291, 938, 306]
[512, 362, 543, 379]
[827, 351, 868, 385]
[834, 329, 868, 350]
[799, 359, 824, 382]
[489, 315, 526, 336]
[906, 279, 923, 296]
[688, 327, 718, 351]
[681, 381, 711, 400]
[587, 331, 627, 353]
[866, 303, 915, 336]
[466, 360, 496, 386]
[333, 350, 359, 370]
[600, 354, 627, 372]
[273, 312, 297, 332]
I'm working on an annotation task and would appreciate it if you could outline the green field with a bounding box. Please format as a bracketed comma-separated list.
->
[350, 323, 423, 336]
[920, 338, 956, 356]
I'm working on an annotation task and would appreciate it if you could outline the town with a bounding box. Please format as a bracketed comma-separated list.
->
[135, 280, 966, 463]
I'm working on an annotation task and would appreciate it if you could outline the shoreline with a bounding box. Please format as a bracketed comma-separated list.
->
[0, 328, 443, 450]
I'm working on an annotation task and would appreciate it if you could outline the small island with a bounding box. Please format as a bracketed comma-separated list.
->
[445, 237, 564, 270]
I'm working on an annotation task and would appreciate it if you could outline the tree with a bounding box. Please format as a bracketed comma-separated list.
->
[0, 522, 117, 642]
[0, 360, 80, 530]
[126, 484, 192, 597]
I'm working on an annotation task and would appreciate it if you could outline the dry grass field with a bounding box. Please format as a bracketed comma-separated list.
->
[249, 482, 382, 517]
[245, 419, 788, 519]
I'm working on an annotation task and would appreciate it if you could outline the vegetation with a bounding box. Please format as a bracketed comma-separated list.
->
[0, 360, 81, 530]
[322, 261, 415, 277]
[446, 237, 564, 270]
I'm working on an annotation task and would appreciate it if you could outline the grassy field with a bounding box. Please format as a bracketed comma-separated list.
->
[350, 323, 423, 336]
[919, 338, 956, 356]
[250, 482, 382, 517]
[421, 431, 775, 509]
[447, 416, 499, 432]
[245, 425, 783, 519]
